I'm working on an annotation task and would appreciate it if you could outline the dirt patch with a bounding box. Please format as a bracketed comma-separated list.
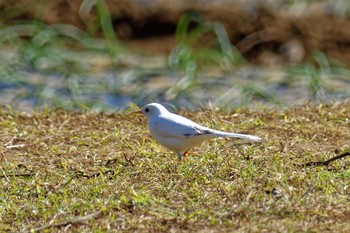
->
[2, 0, 350, 66]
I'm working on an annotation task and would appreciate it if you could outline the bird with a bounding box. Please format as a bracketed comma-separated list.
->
[136, 103, 261, 160]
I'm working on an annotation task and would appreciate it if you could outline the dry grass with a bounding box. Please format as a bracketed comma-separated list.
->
[0, 101, 349, 232]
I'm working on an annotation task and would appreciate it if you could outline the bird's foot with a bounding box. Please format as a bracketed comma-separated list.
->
[177, 150, 193, 162]
[182, 150, 194, 162]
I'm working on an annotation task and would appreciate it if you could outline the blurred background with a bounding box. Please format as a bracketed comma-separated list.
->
[0, 0, 349, 111]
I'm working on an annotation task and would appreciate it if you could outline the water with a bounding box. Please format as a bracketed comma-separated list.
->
[0, 49, 349, 111]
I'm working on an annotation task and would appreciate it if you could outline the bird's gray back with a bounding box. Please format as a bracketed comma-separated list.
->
[148, 113, 208, 138]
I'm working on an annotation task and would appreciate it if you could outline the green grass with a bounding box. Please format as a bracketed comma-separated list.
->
[0, 102, 349, 232]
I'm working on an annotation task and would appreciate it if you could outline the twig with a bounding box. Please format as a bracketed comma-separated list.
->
[123, 152, 135, 166]
[75, 170, 116, 178]
[0, 173, 36, 178]
[6, 144, 26, 149]
[27, 211, 102, 232]
[0, 164, 36, 179]
[299, 185, 315, 199]
[300, 151, 350, 167]
[105, 157, 119, 166]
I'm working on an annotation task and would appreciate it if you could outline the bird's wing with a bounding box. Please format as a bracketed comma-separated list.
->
[151, 113, 212, 138]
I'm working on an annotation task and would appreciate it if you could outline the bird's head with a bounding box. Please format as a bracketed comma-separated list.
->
[138, 103, 169, 119]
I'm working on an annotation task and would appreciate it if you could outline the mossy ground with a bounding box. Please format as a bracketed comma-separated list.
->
[0, 102, 349, 232]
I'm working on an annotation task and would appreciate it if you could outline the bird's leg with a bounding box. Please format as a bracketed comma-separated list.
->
[176, 151, 183, 161]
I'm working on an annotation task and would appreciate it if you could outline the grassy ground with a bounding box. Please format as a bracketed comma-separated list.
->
[0, 101, 349, 232]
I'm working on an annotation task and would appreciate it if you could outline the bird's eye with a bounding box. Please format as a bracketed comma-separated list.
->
[145, 108, 149, 112]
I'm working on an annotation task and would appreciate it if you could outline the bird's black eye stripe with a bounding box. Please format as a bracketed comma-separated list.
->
[145, 108, 149, 112]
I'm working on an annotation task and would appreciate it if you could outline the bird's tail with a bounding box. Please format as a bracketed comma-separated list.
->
[211, 130, 261, 142]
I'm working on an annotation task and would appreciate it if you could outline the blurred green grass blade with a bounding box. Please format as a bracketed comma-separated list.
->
[80, 0, 127, 65]
[310, 50, 332, 73]
[175, 11, 206, 45]
[166, 60, 197, 99]
[95, 0, 123, 62]
[242, 84, 283, 106]
[50, 24, 106, 50]
[173, 11, 245, 71]
[168, 44, 191, 68]
[0, 21, 105, 51]
[211, 21, 246, 66]
[0, 24, 41, 43]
